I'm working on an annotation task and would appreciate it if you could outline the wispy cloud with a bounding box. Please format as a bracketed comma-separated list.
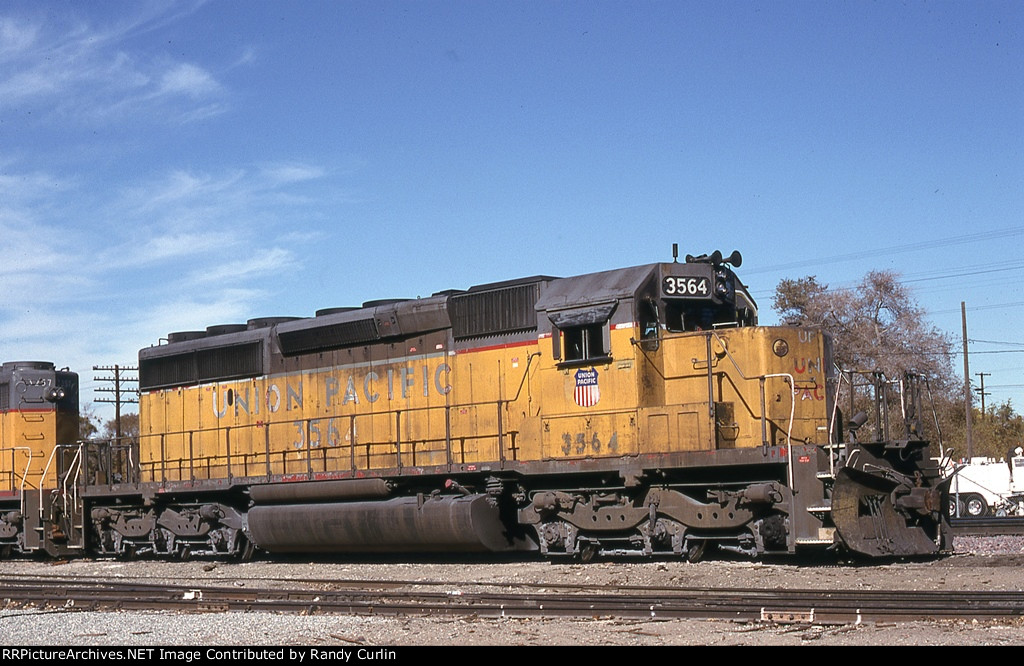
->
[0, 156, 329, 310]
[0, 16, 41, 61]
[100, 231, 239, 270]
[116, 169, 245, 216]
[0, 168, 81, 284]
[131, 287, 270, 340]
[189, 247, 297, 286]
[230, 46, 257, 69]
[0, 168, 75, 206]
[155, 62, 221, 98]
[260, 163, 326, 185]
[0, 155, 330, 404]
[0, 3, 348, 417]
[0, 2, 231, 123]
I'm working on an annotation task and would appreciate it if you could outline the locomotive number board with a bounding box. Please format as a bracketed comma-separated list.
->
[662, 275, 711, 298]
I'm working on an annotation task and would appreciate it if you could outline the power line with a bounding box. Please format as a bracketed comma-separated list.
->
[902, 262, 1024, 284]
[970, 339, 1024, 347]
[932, 302, 1024, 315]
[744, 225, 1024, 275]
[748, 243, 1024, 313]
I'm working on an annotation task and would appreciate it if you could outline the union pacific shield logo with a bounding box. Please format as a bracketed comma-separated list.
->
[574, 368, 600, 407]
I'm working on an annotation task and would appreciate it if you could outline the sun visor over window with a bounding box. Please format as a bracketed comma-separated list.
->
[547, 302, 617, 328]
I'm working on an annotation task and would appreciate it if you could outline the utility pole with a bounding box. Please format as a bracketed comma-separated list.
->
[962, 302, 973, 460]
[93, 365, 139, 441]
[975, 372, 991, 419]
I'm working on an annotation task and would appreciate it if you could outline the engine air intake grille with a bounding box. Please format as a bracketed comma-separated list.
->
[140, 341, 264, 390]
[277, 318, 379, 356]
[450, 283, 540, 339]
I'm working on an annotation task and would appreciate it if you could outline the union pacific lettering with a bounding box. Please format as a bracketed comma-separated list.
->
[792, 354, 825, 401]
[211, 360, 453, 418]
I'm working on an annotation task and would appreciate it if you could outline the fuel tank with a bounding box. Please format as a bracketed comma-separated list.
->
[249, 478, 391, 504]
[247, 494, 536, 553]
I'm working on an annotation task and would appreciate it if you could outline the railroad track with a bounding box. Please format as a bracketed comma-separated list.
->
[949, 517, 1024, 536]
[2, 575, 1022, 625]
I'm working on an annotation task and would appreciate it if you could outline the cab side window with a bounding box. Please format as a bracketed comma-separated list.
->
[548, 303, 616, 366]
[563, 323, 606, 361]
[639, 299, 660, 351]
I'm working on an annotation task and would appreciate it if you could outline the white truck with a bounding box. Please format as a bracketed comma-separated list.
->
[947, 451, 1024, 517]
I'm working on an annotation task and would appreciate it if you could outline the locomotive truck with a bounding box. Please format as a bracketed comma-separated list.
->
[0, 250, 950, 561]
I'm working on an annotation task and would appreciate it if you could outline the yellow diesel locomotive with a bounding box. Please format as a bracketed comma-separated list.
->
[0, 361, 80, 557]
[5, 251, 951, 560]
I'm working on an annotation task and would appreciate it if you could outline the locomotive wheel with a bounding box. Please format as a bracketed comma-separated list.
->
[963, 493, 988, 517]
[685, 539, 707, 563]
[234, 535, 256, 562]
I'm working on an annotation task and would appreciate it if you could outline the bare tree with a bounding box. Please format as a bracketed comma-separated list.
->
[101, 412, 139, 442]
[774, 270, 961, 445]
[79, 403, 101, 440]
[773, 270, 955, 387]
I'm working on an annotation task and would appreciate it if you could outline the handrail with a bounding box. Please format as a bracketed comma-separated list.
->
[828, 365, 844, 447]
[133, 400, 514, 484]
[632, 330, 796, 452]
[12, 446, 33, 493]
[827, 368, 848, 478]
[924, 377, 945, 459]
[135, 422, 503, 475]
[36, 444, 76, 520]
[0, 447, 36, 493]
[37, 445, 61, 517]
[60, 444, 84, 521]
[140, 394, 518, 442]
[707, 332, 795, 444]
[707, 331, 796, 488]
[506, 351, 542, 407]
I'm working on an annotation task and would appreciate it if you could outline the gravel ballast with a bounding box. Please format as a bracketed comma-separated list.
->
[1, 536, 1022, 647]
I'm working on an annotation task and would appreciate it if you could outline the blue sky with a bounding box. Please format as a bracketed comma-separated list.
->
[1, 0, 1021, 422]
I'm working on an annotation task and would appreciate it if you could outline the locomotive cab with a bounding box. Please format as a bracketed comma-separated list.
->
[528, 250, 941, 558]
[0, 361, 82, 557]
[656, 252, 757, 333]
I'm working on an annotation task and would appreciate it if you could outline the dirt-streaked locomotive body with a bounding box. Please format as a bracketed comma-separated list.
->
[1, 253, 951, 560]
[0, 361, 80, 556]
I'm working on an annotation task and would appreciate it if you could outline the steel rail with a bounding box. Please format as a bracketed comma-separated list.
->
[1, 576, 1022, 625]
[949, 517, 1024, 536]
